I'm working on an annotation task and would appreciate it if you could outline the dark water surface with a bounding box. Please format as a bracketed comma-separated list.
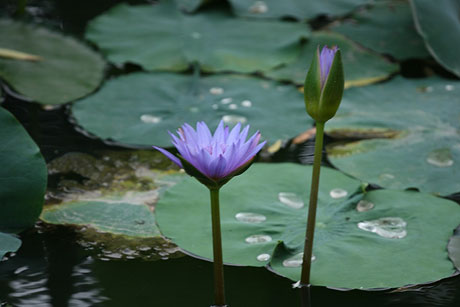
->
[2, 0, 460, 306]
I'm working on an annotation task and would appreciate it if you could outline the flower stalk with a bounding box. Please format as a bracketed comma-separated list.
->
[300, 45, 344, 291]
[210, 188, 225, 306]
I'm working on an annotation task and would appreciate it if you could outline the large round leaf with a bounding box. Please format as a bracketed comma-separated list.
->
[410, 0, 460, 77]
[264, 31, 399, 87]
[326, 76, 460, 196]
[156, 163, 460, 289]
[331, 0, 429, 60]
[0, 107, 47, 233]
[71, 72, 312, 147]
[229, 0, 369, 20]
[0, 232, 21, 260]
[85, 1, 310, 73]
[0, 19, 105, 105]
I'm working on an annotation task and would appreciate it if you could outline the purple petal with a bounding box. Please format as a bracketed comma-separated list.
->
[153, 146, 183, 168]
[319, 45, 338, 90]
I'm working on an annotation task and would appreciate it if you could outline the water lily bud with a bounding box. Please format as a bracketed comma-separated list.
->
[304, 45, 344, 123]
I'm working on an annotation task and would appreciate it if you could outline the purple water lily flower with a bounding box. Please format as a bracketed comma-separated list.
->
[154, 120, 266, 186]
[319, 45, 338, 90]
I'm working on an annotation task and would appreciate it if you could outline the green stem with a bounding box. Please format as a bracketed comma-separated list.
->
[210, 188, 226, 306]
[300, 122, 325, 285]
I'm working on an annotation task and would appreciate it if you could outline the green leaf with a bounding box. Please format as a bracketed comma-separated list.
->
[0, 19, 105, 105]
[0, 107, 47, 233]
[156, 163, 460, 288]
[331, 0, 429, 60]
[229, 0, 370, 20]
[410, 0, 460, 77]
[264, 32, 399, 87]
[326, 76, 460, 196]
[0, 232, 21, 260]
[85, 2, 310, 73]
[41, 201, 160, 238]
[174, 0, 206, 12]
[71, 72, 312, 147]
[448, 226, 460, 271]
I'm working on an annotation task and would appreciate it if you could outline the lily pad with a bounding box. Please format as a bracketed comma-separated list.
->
[71, 72, 311, 147]
[0, 19, 105, 105]
[448, 225, 460, 271]
[229, 0, 369, 20]
[326, 76, 460, 196]
[0, 232, 21, 260]
[0, 107, 47, 233]
[410, 0, 460, 76]
[85, 1, 310, 73]
[331, 0, 429, 60]
[264, 31, 399, 87]
[41, 201, 160, 238]
[156, 163, 460, 288]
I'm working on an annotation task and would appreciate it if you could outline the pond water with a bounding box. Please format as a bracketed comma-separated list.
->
[2, 1, 460, 306]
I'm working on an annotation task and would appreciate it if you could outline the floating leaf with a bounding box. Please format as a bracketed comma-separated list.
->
[0, 107, 47, 233]
[42, 201, 160, 238]
[174, 0, 206, 12]
[326, 76, 460, 196]
[229, 0, 369, 20]
[85, 2, 310, 73]
[410, 0, 460, 76]
[264, 31, 399, 87]
[0, 19, 105, 105]
[448, 225, 460, 271]
[156, 163, 460, 288]
[0, 47, 41, 61]
[72, 72, 311, 147]
[332, 0, 429, 60]
[0, 232, 21, 260]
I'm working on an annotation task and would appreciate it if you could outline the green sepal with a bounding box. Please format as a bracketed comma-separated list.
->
[304, 47, 344, 123]
[319, 49, 344, 122]
[304, 46, 322, 122]
[177, 155, 255, 190]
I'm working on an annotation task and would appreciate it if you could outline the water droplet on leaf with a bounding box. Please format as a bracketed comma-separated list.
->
[222, 115, 247, 125]
[191, 32, 201, 39]
[209, 87, 224, 95]
[329, 188, 348, 199]
[426, 148, 454, 167]
[445, 84, 454, 91]
[257, 253, 270, 261]
[221, 97, 232, 104]
[278, 192, 304, 209]
[356, 200, 374, 212]
[358, 217, 407, 239]
[282, 252, 316, 268]
[245, 234, 272, 244]
[241, 100, 252, 107]
[229, 104, 238, 110]
[249, 1, 268, 14]
[235, 212, 266, 223]
[140, 114, 161, 124]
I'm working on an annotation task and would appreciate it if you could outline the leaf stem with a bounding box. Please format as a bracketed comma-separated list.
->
[210, 188, 226, 306]
[300, 121, 325, 285]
